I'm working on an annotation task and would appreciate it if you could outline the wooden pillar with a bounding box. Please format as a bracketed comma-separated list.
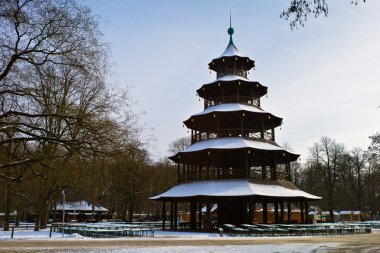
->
[162, 201, 166, 230]
[273, 158, 277, 180]
[216, 118, 220, 137]
[177, 163, 180, 183]
[248, 200, 253, 224]
[174, 202, 178, 230]
[198, 202, 202, 230]
[305, 201, 309, 224]
[263, 200, 268, 224]
[274, 201, 279, 224]
[241, 114, 244, 136]
[300, 201, 304, 224]
[270, 165, 275, 180]
[206, 203, 211, 222]
[280, 201, 284, 224]
[285, 162, 290, 181]
[287, 201, 291, 224]
[251, 201, 256, 224]
[170, 201, 174, 230]
[271, 127, 275, 141]
[190, 201, 196, 230]
[245, 152, 249, 178]
[261, 165, 266, 180]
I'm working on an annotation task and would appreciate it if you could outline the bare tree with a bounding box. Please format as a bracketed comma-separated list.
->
[308, 137, 346, 222]
[366, 133, 380, 216]
[347, 147, 367, 211]
[168, 136, 191, 155]
[281, 0, 366, 30]
[0, 0, 134, 230]
[0, 0, 110, 171]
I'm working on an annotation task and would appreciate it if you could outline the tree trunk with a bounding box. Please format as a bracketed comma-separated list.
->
[3, 189, 11, 231]
[34, 212, 40, 231]
[53, 203, 57, 222]
[15, 208, 22, 227]
[328, 189, 334, 222]
[39, 205, 49, 229]
[128, 204, 134, 222]
[357, 175, 362, 212]
[92, 204, 95, 220]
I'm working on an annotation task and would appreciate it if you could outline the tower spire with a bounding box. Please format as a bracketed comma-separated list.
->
[230, 10, 232, 28]
[228, 11, 234, 45]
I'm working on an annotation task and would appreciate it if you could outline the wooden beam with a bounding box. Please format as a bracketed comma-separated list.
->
[198, 202, 202, 230]
[287, 201, 291, 224]
[263, 200, 268, 224]
[174, 202, 178, 230]
[280, 201, 284, 224]
[274, 201, 279, 224]
[190, 201, 196, 230]
[162, 201, 166, 230]
[170, 201, 174, 230]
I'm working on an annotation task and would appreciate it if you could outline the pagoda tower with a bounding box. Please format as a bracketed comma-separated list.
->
[151, 24, 320, 230]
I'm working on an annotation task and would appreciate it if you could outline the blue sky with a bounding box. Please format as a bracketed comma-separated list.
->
[82, 0, 380, 161]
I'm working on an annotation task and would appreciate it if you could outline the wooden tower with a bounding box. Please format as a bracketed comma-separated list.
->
[151, 24, 320, 230]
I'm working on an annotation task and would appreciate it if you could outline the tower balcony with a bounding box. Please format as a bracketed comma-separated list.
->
[191, 129, 274, 144]
[204, 96, 259, 109]
[216, 69, 247, 79]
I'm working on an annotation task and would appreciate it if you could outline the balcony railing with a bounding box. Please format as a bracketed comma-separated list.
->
[191, 129, 274, 144]
[177, 165, 291, 183]
[204, 96, 259, 108]
[216, 71, 247, 79]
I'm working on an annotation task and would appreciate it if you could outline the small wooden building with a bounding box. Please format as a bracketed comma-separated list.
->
[53, 201, 109, 222]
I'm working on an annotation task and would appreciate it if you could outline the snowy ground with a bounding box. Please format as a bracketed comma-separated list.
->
[0, 229, 380, 252]
[48, 244, 342, 253]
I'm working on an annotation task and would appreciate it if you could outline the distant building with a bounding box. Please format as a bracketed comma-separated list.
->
[53, 201, 109, 222]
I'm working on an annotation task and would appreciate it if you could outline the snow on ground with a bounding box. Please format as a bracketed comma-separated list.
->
[0, 229, 84, 240]
[0, 229, 232, 240]
[1, 229, 380, 252]
[49, 244, 342, 253]
[2, 228, 379, 241]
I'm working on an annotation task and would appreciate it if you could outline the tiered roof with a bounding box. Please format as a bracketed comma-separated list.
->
[172, 24, 298, 164]
[151, 179, 321, 200]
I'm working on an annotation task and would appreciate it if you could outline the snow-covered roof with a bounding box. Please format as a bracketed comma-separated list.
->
[217, 43, 242, 58]
[193, 103, 264, 116]
[353, 211, 361, 215]
[339, 211, 353, 215]
[205, 75, 249, 85]
[308, 211, 319, 215]
[55, 201, 108, 212]
[181, 137, 284, 153]
[151, 179, 321, 200]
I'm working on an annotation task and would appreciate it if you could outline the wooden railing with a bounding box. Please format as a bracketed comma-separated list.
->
[217, 71, 247, 78]
[178, 166, 291, 183]
[191, 130, 274, 144]
[204, 96, 260, 108]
